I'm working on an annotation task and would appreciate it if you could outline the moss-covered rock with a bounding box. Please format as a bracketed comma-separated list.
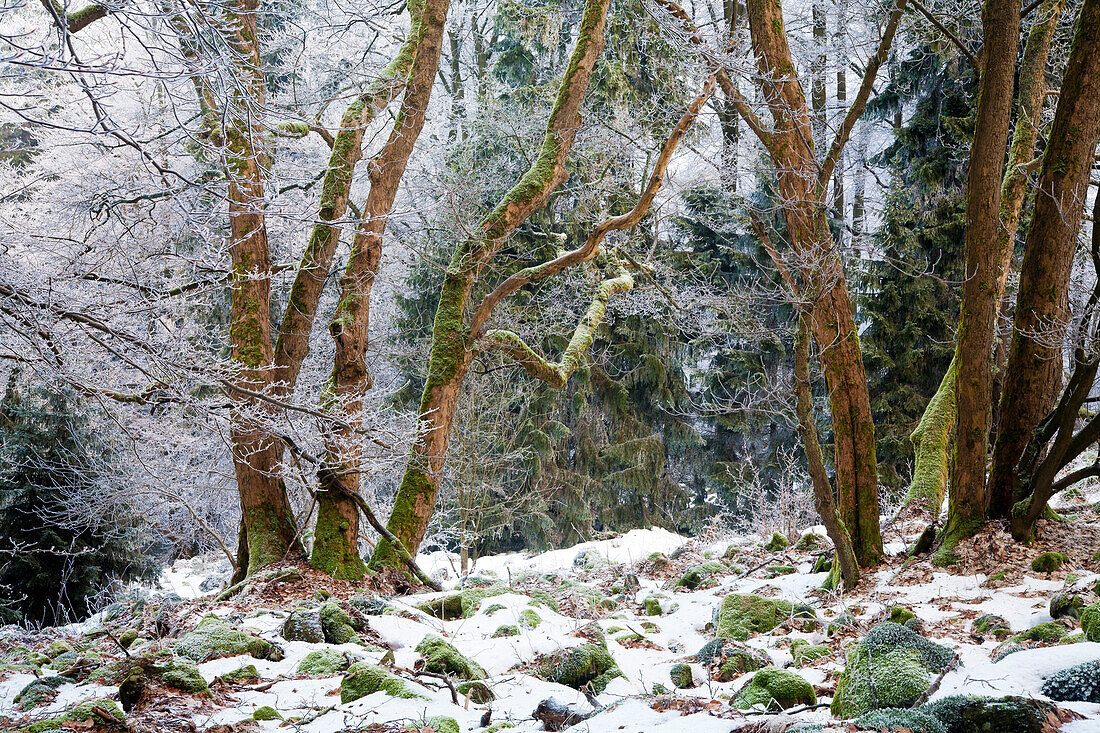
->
[117, 628, 139, 649]
[175, 615, 281, 662]
[732, 667, 815, 711]
[71, 698, 125, 726]
[795, 533, 824, 551]
[456, 680, 495, 703]
[297, 649, 350, 676]
[220, 663, 260, 683]
[971, 614, 1010, 637]
[320, 601, 362, 645]
[993, 621, 1069, 660]
[253, 705, 281, 721]
[677, 561, 725, 590]
[159, 655, 210, 695]
[14, 676, 69, 710]
[768, 565, 796, 576]
[519, 609, 541, 630]
[49, 640, 74, 657]
[1041, 659, 1100, 702]
[831, 622, 956, 718]
[539, 643, 622, 693]
[460, 584, 508, 618]
[828, 612, 857, 636]
[416, 593, 463, 620]
[1080, 601, 1100, 641]
[644, 597, 664, 616]
[889, 606, 916, 625]
[853, 708, 946, 733]
[714, 593, 815, 640]
[491, 624, 519, 638]
[764, 532, 789, 552]
[420, 716, 460, 733]
[282, 608, 325, 643]
[693, 638, 771, 680]
[924, 695, 1063, 733]
[790, 639, 830, 666]
[811, 555, 833, 574]
[48, 651, 78, 670]
[1030, 551, 1069, 573]
[341, 662, 421, 702]
[1049, 592, 1085, 620]
[723, 545, 739, 560]
[669, 663, 694, 689]
[416, 635, 485, 680]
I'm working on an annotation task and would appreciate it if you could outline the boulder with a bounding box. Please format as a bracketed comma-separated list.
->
[297, 649, 350, 676]
[319, 601, 362, 645]
[714, 592, 815, 640]
[175, 615, 282, 662]
[669, 663, 694, 689]
[731, 667, 815, 711]
[677, 562, 725, 590]
[539, 643, 621, 694]
[693, 638, 771, 680]
[924, 694, 1075, 733]
[1030, 551, 1068, 573]
[340, 662, 421, 703]
[415, 635, 486, 680]
[281, 608, 325, 643]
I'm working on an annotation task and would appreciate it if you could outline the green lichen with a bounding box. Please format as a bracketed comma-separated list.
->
[297, 649, 350, 675]
[341, 662, 422, 702]
[175, 615, 282, 662]
[415, 635, 486, 680]
[117, 629, 139, 648]
[714, 593, 815, 640]
[831, 622, 956, 718]
[732, 667, 815, 711]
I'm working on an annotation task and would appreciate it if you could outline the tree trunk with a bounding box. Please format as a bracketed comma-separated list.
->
[986, 0, 1069, 517]
[370, 0, 614, 568]
[940, 0, 1020, 563]
[1000, 0, 1100, 537]
[311, 0, 452, 579]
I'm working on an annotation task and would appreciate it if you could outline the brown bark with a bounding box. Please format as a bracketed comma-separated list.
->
[942, 0, 1021, 561]
[999, 0, 1100, 536]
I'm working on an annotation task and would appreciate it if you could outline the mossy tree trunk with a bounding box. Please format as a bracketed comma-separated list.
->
[939, 0, 1021, 564]
[999, 0, 1100, 539]
[311, 0, 452, 580]
[907, 0, 1063, 518]
[370, 0, 614, 568]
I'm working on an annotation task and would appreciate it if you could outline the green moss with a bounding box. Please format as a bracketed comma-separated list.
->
[341, 662, 422, 702]
[175, 615, 281, 662]
[253, 705, 281, 720]
[159, 655, 211, 695]
[768, 565, 796, 576]
[644, 597, 664, 616]
[415, 635, 486, 680]
[831, 623, 956, 718]
[320, 601, 362, 644]
[417, 593, 463, 620]
[1081, 601, 1100, 641]
[456, 680, 494, 703]
[714, 593, 815, 640]
[640, 621, 659, 633]
[461, 584, 508, 617]
[14, 676, 68, 709]
[972, 614, 1010, 636]
[723, 545, 739, 560]
[310, 497, 367, 580]
[117, 628, 139, 648]
[539, 643, 621, 693]
[221, 663, 260, 683]
[790, 639, 830, 666]
[1030, 551, 1069, 573]
[282, 608, 325, 643]
[677, 561, 725, 589]
[1011, 621, 1067, 643]
[889, 606, 917, 625]
[1050, 591, 1085, 619]
[693, 638, 770, 680]
[669, 663, 694, 688]
[795, 533, 823, 550]
[764, 532, 789, 551]
[732, 667, 815, 711]
[853, 708, 946, 733]
[483, 603, 506, 615]
[491, 624, 519, 638]
[519, 609, 542, 629]
[421, 717, 460, 733]
[811, 555, 833, 574]
[297, 649, 350, 676]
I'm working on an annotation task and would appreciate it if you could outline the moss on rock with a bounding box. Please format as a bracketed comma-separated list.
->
[693, 639, 771, 680]
[714, 593, 815, 640]
[539, 643, 621, 693]
[175, 615, 281, 662]
[764, 532, 789, 552]
[341, 662, 421, 702]
[1049, 592, 1085, 620]
[456, 680, 494, 703]
[519, 609, 541, 629]
[732, 667, 815, 711]
[416, 635, 485, 680]
[669, 663, 694, 689]
[923, 695, 1062, 733]
[972, 614, 1010, 637]
[416, 593, 463, 620]
[491, 624, 519, 638]
[282, 608, 325, 643]
[320, 601, 362, 645]
[420, 717, 460, 733]
[831, 622, 955, 718]
[677, 561, 725, 589]
[14, 676, 68, 709]
[220, 664, 260, 683]
[253, 705, 281, 720]
[159, 655, 210, 695]
[1030, 552, 1069, 573]
[298, 649, 350, 676]
[1080, 601, 1100, 641]
[790, 639, 830, 666]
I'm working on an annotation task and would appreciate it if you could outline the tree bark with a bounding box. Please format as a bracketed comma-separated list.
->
[311, 0, 452, 579]
[370, 0, 614, 568]
[999, 0, 1100, 537]
[941, 0, 1020, 563]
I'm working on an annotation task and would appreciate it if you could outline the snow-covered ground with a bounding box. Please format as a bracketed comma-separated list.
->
[4, 523, 1100, 732]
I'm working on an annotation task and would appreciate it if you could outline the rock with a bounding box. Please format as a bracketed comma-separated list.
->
[723, 545, 739, 560]
[1030, 551, 1069, 573]
[340, 662, 421, 703]
[731, 667, 815, 711]
[693, 638, 770, 680]
[924, 694, 1074, 733]
[767, 565, 795, 576]
[714, 592, 816, 640]
[1050, 591, 1085, 620]
[971, 613, 1010, 638]
[669, 663, 694, 688]
[319, 601, 362, 645]
[790, 639, 830, 666]
[48, 650, 79, 670]
[416, 634, 486, 680]
[456, 680, 494, 703]
[117, 628, 139, 649]
[175, 615, 282, 662]
[677, 561, 725, 589]
[119, 672, 144, 712]
[1081, 601, 1100, 641]
[533, 697, 592, 731]
[764, 532, 789, 552]
[416, 593, 463, 620]
[253, 705, 281, 720]
[348, 595, 389, 615]
[282, 608, 325, 643]
[647, 552, 671, 570]
[459, 584, 509, 617]
[220, 664, 260, 683]
[159, 655, 210, 695]
[830, 622, 956, 718]
[297, 649, 350, 676]
[828, 612, 857, 636]
[1042, 659, 1100, 703]
[993, 620, 1069, 660]
[573, 549, 605, 569]
[70, 698, 125, 726]
[853, 708, 946, 733]
[644, 597, 664, 616]
[794, 532, 824, 551]
[539, 643, 622, 693]
[15, 676, 69, 709]
[889, 606, 916, 625]
[49, 639, 74, 657]
[491, 624, 519, 638]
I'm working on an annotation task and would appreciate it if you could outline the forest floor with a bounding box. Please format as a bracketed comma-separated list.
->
[3, 497, 1100, 732]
